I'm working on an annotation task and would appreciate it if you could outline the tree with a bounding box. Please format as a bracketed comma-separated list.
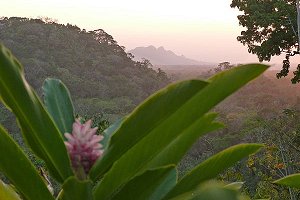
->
[157, 68, 169, 81]
[231, 0, 300, 83]
[215, 62, 234, 73]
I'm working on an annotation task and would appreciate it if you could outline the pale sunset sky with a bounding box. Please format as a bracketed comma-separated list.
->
[2, 0, 288, 64]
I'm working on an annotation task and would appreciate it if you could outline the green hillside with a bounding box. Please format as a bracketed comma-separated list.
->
[0, 17, 169, 120]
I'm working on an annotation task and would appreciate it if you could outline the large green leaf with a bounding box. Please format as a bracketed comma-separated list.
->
[164, 144, 262, 199]
[90, 64, 268, 182]
[92, 64, 267, 199]
[17, 119, 63, 182]
[89, 79, 209, 179]
[111, 166, 177, 200]
[0, 45, 73, 182]
[0, 125, 54, 200]
[274, 174, 300, 188]
[61, 177, 94, 200]
[147, 113, 223, 168]
[42, 78, 75, 136]
[0, 180, 21, 200]
[93, 113, 220, 200]
[100, 117, 125, 151]
[169, 182, 245, 200]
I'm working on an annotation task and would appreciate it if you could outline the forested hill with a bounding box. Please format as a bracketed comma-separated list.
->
[0, 17, 169, 119]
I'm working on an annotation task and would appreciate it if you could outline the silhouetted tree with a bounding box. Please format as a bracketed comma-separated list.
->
[231, 0, 300, 83]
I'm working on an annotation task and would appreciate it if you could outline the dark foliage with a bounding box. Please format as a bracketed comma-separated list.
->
[230, 0, 300, 83]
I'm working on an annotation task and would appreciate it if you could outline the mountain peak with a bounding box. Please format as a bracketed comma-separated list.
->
[157, 46, 165, 51]
[129, 46, 204, 65]
[148, 45, 156, 50]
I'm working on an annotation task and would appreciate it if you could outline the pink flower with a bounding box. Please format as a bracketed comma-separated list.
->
[64, 119, 104, 174]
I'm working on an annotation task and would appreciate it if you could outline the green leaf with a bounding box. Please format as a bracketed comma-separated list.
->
[111, 166, 177, 200]
[0, 125, 54, 200]
[169, 182, 243, 200]
[147, 113, 223, 168]
[89, 79, 209, 179]
[0, 45, 73, 182]
[42, 78, 75, 136]
[274, 173, 300, 188]
[164, 144, 263, 199]
[61, 177, 93, 200]
[0, 180, 21, 200]
[224, 182, 244, 190]
[92, 64, 267, 199]
[100, 117, 125, 151]
[93, 113, 220, 200]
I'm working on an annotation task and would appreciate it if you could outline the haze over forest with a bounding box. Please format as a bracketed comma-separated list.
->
[128, 46, 210, 65]
[2, 0, 294, 65]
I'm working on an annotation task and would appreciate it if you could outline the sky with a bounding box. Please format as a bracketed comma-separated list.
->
[1, 0, 290, 64]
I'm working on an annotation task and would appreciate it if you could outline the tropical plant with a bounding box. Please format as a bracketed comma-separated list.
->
[0, 44, 268, 199]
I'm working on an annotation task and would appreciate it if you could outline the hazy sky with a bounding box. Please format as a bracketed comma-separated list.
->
[2, 0, 288, 64]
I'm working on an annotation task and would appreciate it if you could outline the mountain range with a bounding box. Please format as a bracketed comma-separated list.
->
[129, 46, 206, 65]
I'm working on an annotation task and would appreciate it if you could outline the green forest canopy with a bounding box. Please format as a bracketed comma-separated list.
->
[0, 17, 169, 120]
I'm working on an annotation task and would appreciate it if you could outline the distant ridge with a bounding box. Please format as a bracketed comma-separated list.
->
[129, 46, 206, 65]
